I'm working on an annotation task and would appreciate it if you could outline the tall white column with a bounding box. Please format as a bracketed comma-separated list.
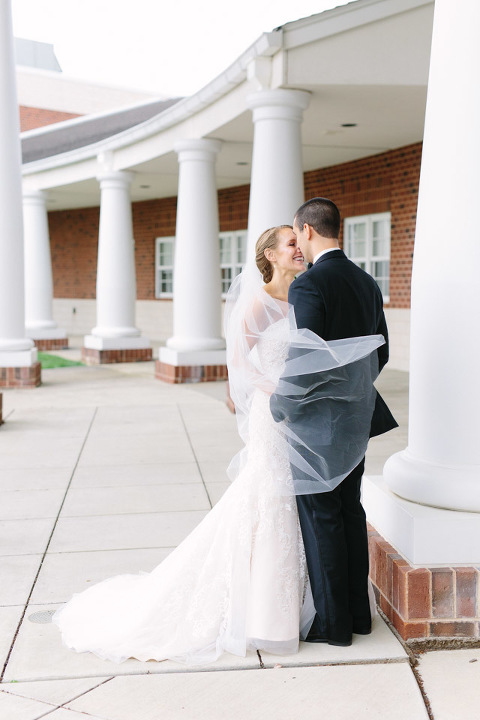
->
[246, 89, 310, 256]
[23, 189, 66, 341]
[164, 138, 224, 356]
[383, 0, 480, 514]
[84, 170, 149, 353]
[0, 0, 36, 368]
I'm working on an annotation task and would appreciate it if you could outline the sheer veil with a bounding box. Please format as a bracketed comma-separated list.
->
[224, 259, 385, 496]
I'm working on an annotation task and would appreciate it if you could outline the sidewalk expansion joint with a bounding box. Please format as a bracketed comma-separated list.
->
[410, 662, 434, 720]
[177, 403, 214, 509]
[376, 609, 434, 720]
[0, 407, 99, 683]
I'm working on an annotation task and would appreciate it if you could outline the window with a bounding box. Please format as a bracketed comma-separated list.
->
[220, 230, 247, 296]
[155, 230, 248, 299]
[344, 212, 390, 302]
[155, 236, 174, 298]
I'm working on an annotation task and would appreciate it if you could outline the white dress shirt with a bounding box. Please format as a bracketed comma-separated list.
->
[312, 247, 340, 265]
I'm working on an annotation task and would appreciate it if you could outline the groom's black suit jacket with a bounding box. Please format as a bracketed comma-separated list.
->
[288, 249, 397, 437]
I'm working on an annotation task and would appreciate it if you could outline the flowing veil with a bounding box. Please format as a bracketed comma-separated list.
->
[224, 260, 385, 496]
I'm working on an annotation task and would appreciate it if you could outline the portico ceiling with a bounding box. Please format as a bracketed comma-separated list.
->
[21, 0, 434, 212]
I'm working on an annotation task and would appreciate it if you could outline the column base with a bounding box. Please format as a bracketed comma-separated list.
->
[363, 475, 480, 566]
[364, 475, 480, 643]
[34, 338, 69, 351]
[82, 334, 152, 365]
[156, 347, 227, 384]
[368, 523, 480, 643]
[27, 327, 68, 351]
[0, 362, 41, 388]
[82, 347, 153, 365]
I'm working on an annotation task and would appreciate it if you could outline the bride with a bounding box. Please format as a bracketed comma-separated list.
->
[53, 225, 382, 665]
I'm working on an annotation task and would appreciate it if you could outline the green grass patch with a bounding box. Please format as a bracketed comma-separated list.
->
[38, 352, 83, 369]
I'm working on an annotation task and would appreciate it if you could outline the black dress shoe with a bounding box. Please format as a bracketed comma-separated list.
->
[352, 626, 372, 636]
[305, 634, 352, 647]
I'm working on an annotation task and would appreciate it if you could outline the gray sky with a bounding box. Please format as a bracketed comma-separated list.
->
[12, 0, 351, 96]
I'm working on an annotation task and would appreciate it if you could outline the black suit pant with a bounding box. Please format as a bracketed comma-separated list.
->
[296, 458, 371, 642]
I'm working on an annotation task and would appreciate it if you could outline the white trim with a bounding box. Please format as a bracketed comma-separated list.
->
[282, 0, 433, 49]
[364, 475, 480, 565]
[159, 347, 226, 367]
[155, 236, 175, 298]
[219, 230, 248, 297]
[344, 211, 391, 303]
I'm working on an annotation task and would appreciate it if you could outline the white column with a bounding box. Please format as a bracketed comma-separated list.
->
[23, 189, 66, 341]
[0, 0, 36, 367]
[84, 170, 149, 351]
[246, 89, 310, 256]
[162, 138, 224, 362]
[383, 0, 480, 514]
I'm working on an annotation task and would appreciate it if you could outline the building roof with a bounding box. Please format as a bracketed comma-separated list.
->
[20, 0, 434, 211]
[21, 97, 182, 163]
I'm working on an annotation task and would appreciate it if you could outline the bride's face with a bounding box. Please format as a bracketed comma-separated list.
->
[270, 228, 305, 274]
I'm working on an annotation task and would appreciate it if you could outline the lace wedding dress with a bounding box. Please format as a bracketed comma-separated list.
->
[53, 316, 314, 665]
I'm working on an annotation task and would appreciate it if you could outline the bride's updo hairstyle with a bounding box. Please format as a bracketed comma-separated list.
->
[255, 225, 293, 283]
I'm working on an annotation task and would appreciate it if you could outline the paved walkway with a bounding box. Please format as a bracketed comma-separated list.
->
[0, 351, 478, 719]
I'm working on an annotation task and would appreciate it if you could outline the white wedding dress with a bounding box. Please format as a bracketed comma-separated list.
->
[53, 317, 315, 665]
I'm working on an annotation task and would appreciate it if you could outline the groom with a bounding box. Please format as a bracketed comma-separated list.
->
[286, 197, 396, 646]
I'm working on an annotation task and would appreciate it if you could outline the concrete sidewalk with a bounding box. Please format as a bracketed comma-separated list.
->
[0, 355, 478, 719]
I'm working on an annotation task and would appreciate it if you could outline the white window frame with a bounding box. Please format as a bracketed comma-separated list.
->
[220, 230, 248, 298]
[156, 231, 248, 299]
[344, 212, 391, 303]
[155, 236, 174, 298]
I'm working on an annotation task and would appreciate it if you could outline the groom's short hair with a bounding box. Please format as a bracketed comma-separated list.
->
[295, 197, 341, 239]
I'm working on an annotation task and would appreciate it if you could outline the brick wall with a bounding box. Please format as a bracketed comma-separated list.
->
[48, 207, 100, 299]
[19, 105, 82, 132]
[49, 185, 251, 302]
[132, 197, 177, 300]
[304, 143, 422, 309]
[48, 145, 421, 309]
[218, 184, 250, 231]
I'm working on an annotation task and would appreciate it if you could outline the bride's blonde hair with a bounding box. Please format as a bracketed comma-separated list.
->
[255, 225, 293, 283]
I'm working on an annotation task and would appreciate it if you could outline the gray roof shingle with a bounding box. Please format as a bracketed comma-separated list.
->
[21, 97, 182, 164]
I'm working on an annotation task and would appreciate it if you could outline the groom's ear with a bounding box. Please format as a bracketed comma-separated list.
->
[304, 223, 313, 241]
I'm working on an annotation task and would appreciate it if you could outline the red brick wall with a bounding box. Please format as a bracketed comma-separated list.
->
[304, 143, 422, 309]
[218, 184, 250, 231]
[19, 105, 82, 132]
[49, 186, 251, 302]
[48, 145, 421, 308]
[48, 207, 100, 298]
[132, 197, 177, 300]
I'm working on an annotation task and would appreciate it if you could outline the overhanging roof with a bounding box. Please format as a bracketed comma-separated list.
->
[21, 0, 434, 211]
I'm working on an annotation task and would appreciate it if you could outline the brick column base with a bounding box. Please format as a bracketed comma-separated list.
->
[34, 338, 69, 351]
[155, 361, 228, 384]
[82, 347, 153, 365]
[0, 362, 42, 388]
[368, 523, 480, 641]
